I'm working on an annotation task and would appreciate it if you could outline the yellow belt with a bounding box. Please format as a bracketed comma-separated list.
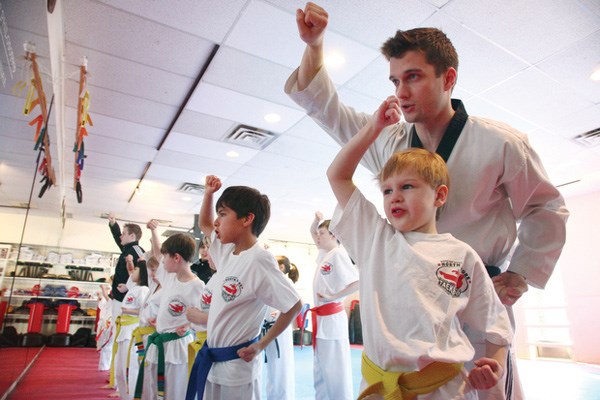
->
[358, 352, 463, 400]
[127, 325, 157, 367]
[187, 331, 208, 376]
[109, 315, 140, 387]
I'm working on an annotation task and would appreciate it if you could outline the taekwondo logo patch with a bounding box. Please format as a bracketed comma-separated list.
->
[167, 297, 187, 317]
[436, 260, 471, 297]
[320, 262, 333, 275]
[201, 288, 212, 311]
[221, 276, 243, 302]
[124, 295, 134, 305]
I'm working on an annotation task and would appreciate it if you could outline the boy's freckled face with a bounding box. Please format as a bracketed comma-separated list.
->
[381, 170, 439, 234]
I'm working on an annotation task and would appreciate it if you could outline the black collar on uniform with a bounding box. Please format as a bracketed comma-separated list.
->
[410, 99, 468, 163]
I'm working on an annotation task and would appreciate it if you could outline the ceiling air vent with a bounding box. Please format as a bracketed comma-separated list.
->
[573, 127, 600, 147]
[178, 182, 205, 195]
[225, 124, 277, 150]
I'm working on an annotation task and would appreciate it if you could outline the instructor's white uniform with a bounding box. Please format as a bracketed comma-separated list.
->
[332, 188, 513, 399]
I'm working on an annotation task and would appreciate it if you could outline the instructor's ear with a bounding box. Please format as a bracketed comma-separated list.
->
[443, 68, 457, 92]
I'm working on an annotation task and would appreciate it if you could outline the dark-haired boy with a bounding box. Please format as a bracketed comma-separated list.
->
[186, 175, 302, 400]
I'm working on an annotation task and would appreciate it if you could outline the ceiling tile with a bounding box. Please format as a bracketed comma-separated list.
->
[225, 0, 380, 84]
[480, 67, 594, 134]
[265, 0, 439, 48]
[442, 0, 600, 64]
[153, 149, 242, 177]
[537, 31, 600, 104]
[64, 80, 178, 128]
[63, 43, 196, 106]
[64, 107, 165, 148]
[82, 134, 157, 163]
[161, 132, 258, 164]
[171, 110, 235, 141]
[64, 0, 216, 77]
[423, 10, 530, 95]
[203, 46, 299, 108]
[186, 82, 306, 133]
[96, 0, 248, 43]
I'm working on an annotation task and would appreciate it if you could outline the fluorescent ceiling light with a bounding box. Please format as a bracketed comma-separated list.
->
[324, 51, 345, 69]
[264, 113, 281, 123]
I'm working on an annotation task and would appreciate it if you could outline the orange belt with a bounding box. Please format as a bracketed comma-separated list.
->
[302, 302, 344, 349]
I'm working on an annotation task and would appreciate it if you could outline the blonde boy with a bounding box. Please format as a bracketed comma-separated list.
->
[326, 98, 513, 399]
[186, 175, 302, 400]
[134, 231, 204, 400]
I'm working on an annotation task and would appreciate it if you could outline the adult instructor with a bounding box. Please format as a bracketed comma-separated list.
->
[284, 3, 569, 399]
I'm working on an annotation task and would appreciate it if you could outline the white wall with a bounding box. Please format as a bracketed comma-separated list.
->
[513, 189, 600, 364]
[558, 191, 600, 363]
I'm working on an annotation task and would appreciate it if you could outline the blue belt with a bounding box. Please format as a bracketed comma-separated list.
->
[185, 336, 259, 400]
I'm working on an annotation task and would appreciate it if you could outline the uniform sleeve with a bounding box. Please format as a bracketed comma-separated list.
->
[135, 286, 150, 309]
[460, 251, 513, 346]
[285, 67, 394, 174]
[255, 254, 300, 314]
[109, 222, 123, 251]
[330, 188, 390, 270]
[500, 137, 569, 288]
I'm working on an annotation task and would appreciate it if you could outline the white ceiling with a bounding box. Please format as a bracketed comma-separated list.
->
[1, 0, 599, 244]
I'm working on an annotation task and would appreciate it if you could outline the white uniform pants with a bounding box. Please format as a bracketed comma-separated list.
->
[204, 377, 261, 400]
[314, 338, 354, 400]
[141, 361, 189, 400]
[264, 325, 295, 400]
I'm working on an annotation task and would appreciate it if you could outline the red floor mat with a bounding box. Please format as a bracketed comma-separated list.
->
[0, 347, 41, 396]
[8, 347, 111, 400]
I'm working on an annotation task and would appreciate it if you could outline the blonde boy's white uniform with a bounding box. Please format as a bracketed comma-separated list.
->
[331, 188, 513, 399]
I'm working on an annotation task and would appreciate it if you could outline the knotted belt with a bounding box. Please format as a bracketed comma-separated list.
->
[128, 325, 157, 365]
[109, 314, 139, 387]
[301, 301, 344, 349]
[96, 320, 112, 352]
[133, 330, 191, 400]
[126, 325, 157, 386]
[358, 352, 463, 399]
[261, 320, 279, 362]
[187, 331, 208, 376]
[185, 336, 259, 400]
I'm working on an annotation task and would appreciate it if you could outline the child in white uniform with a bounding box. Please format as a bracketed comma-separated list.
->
[127, 257, 161, 399]
[115, 260, 149, 399]
[134, 229, 205, 400]
[186, 175, 302, 400]
[326, 99, 513, 399]
[97, 283, 113, 372]
[262, 256, 299, 400]
[308, 213, 359, 400]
